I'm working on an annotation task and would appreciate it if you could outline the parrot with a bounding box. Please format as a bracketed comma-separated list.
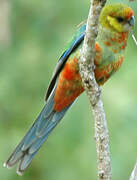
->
[4, 3, 135, 175]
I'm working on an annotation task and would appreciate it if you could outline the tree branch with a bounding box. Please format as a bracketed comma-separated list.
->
[78, 0, 111, 179]
[130, 161, 137, 180]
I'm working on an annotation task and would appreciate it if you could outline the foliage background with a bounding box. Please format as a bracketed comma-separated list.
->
[0, 0, 137, 179]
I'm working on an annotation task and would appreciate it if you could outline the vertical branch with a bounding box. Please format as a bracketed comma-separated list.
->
[78, 0, 111, 179]
[130, 161, 137, 180]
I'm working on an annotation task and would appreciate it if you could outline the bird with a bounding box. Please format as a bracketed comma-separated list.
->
[4, 3, 135, 175]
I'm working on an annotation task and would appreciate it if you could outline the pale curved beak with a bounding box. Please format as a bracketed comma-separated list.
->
[129, 16, 135, 26]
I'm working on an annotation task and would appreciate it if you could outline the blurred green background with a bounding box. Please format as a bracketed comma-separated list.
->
[0, 0, 137, 179]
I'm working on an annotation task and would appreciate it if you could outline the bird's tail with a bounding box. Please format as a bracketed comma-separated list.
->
[4, 89, 71, 175]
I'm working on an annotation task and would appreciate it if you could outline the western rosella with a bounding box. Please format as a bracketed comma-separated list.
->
[4, 3, 135, 175]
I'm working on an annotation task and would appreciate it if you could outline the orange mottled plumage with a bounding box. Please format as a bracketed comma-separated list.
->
[54, 43, 104, 111]
[94, 42, 102, 65]
[112, 56, 124, 70]
[104, 41, 112, 46]
[54, 37, 127, 111]
[94, 64, 112, 85]
[54, 57, 84, 111]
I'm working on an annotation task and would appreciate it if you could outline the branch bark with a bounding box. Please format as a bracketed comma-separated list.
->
[130, 161, 137, 180]
[78, 0, 111, 179]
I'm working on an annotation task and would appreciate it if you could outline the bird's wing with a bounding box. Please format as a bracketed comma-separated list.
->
[45, 24, 86, 101]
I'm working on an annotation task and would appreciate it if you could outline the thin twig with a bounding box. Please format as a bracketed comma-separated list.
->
[78, 0, 111, 179]
[130, 161, 137, 180]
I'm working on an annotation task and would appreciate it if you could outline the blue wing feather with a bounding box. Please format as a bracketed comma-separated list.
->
[45, 24, 86, 101]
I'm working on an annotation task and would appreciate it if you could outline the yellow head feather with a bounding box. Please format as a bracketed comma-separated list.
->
[100, 3, 134, 32]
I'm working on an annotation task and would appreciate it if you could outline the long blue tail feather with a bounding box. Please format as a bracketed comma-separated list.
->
[4, 88, 72, 175]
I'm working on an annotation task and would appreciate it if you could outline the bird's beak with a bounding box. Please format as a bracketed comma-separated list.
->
[129, 16, 135, 27]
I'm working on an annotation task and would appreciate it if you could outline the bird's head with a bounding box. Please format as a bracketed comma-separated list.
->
[100, 3, 135, 33]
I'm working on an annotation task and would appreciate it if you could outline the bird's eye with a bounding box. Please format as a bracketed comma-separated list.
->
[117, 17, 124, 23]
